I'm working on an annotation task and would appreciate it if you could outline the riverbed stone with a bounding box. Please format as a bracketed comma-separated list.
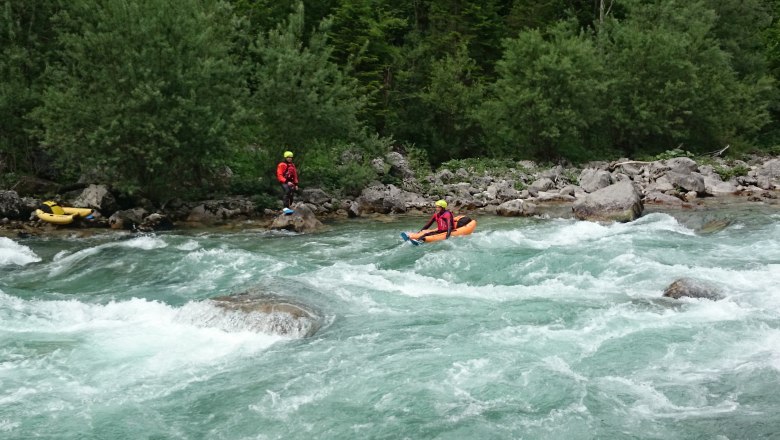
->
[210, 292, 321, 337]
[663, 277, 724, 300]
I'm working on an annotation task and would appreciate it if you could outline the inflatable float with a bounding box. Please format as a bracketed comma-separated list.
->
[35, 201, 94, 225]
[401, 215, 477, 245]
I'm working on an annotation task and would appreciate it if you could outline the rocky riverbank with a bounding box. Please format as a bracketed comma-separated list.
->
[1, 153, 779, 237]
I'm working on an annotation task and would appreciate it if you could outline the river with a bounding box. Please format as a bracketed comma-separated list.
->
[1, 204, 779, 439]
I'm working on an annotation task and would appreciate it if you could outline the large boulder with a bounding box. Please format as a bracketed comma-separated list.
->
[186, 198, 255, 225]
[496, 199, 537, 216]
[269, 203, 323, 233]
[0, 191, 27, 220]
[572, 180, 644, 222]
[756, 159, 780, 190]
[209, 292, 321, 338]
[663, 278, 724, 301]
[702, 174, 738, 195]
[666, 171, 706, 194]
[69, 184, 117, 213]
[301, 188, 332, 205]
[385, 152, 415, 179]
[579, 169, 613, 193]
[354, 183, 428, 215]
[108, 208, 149, 230]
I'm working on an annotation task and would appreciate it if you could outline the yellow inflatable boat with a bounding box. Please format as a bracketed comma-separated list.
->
[35, 201, 94, 225]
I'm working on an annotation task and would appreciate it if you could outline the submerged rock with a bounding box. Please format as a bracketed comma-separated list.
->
[209, 292, 321, 337]
[662, 277, 724, 301]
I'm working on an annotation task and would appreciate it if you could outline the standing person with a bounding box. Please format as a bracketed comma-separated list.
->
[276, 150, 298, 212]
[418, 199, 454, 241]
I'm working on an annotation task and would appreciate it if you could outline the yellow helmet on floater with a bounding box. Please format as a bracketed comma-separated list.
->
[435, 199, 447, 209]
[283, 151, 294, 158]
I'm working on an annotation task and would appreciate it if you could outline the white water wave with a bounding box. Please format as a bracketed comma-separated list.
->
[0, 237, 41, 267]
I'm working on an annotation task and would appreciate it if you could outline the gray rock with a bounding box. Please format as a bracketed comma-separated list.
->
[0, 191, 27, 220]
[139, 213, 174, 231]
[756, 159, 780, 190]
[644, 191, 684, 205]
[665, 157, 699, 173]
[371, 158, 387, 174]
[579, 169, 613, 193]
[703, 174, 738, 195]
[559, 185, 578, 197]
[109, 208, 149, 230]
[354, 184, 428, 215]
[497, 199, 537, 216]
[436, 169, 455, 183]
[529, 177, 555, 192]
[647, 175, 675, 193]
[186, 198, 255, 225]
[269, 203, 323, 233]
[209, 292, 321, 338]
[385, 152, 415, 179]
[301, 188, 331, 205]
[666, 171, 706, 194]
[572, 180, 644, 222]
[663, 277, 724, 301]
[69, 184, 117, 213]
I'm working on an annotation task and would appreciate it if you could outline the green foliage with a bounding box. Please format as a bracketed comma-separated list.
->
[0, 0, 62, 176]
[713, 163, 750, 181]
[480, 22, 607, 161]
[647, 148, 696, 161]
[302, 139, 389, 197]
[439, 157, 516, 175]
[404, 146, 433, 180]
[33, 0, 246, 202]
[600, 0, 773, 155]
[328, 0, 408, 131]
[247, 3, 369, 152]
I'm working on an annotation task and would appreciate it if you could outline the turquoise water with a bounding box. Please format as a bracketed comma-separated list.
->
[1, 207, 779, 439]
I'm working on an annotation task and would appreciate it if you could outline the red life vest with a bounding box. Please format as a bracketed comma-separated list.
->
[276, 161, 298, 184]
[432, 210, 454, 232]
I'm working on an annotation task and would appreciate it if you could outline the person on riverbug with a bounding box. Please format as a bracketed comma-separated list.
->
[276, 150, 299, 212]
[417, 199, 455, 242]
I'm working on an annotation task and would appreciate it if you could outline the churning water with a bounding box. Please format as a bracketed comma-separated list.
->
[1, 204, 779, 439]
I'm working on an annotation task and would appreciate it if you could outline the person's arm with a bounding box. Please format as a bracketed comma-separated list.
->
[276, 163, 287, 184]
[445, 213, 453, 238]
[420, 215, 435, 231]
[292, 165, 299, 186]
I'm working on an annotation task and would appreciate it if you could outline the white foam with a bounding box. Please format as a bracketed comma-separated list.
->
[0, 237, 41, 267]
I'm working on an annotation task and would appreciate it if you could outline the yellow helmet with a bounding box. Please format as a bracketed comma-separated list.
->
[283, 151, 294, 158]
[435, 199, 447, 209]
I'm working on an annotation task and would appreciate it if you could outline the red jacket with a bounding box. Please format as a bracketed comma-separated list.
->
[276, 161, 298, 185]
[423, 210, 454, 233]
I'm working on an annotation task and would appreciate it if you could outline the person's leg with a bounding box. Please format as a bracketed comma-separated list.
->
[419, 230, 443, 242]
[281, 184, 292, 208]
[288, 186, 295, 207]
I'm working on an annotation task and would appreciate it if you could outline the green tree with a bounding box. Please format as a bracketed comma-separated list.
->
[328, 0, 409, 133]
[600, 0, 772, 155]
[480, 23, 607, 161]
[0, 0, 62, 178]
[34, 0, 246, 201]
[247, 3, 368, 152]
[413, 44, 486, 162]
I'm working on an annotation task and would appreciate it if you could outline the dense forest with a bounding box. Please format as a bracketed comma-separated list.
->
[2, 0, 779, 204]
